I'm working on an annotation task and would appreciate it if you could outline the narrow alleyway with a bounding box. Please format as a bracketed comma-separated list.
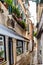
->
[0, 0, 43, 65]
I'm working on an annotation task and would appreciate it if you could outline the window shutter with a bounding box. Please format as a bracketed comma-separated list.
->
[25, 0, 28, 4]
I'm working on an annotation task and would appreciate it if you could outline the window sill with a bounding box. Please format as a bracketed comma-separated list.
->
[17, 51, 29, 62]
[0, 60, 7, 65]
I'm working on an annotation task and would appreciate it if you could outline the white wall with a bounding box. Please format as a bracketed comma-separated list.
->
[41, 33, 43, 65]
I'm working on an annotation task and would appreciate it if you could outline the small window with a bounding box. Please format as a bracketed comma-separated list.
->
[0, 35, 6, 62]
[26, 42, 29, 51]
[26, 24, 29, 34]
[16, 40, 23, 55]
[25, 0, 28, 4]
[28, 24, 29, 33]
[14, 0, 18, 5]
[40, 50, 42, 55]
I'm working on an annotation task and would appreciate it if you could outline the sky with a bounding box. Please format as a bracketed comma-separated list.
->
[29, 1, 37, 26]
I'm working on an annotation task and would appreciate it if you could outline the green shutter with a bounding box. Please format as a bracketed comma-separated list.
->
[32, 0, 40, 3]
[28, 24, 29, 33]
[18, 4, 21, 11]
[25, 0, 28, 4]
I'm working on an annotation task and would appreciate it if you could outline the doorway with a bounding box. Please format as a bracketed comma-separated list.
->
[8, 38, 14, 65]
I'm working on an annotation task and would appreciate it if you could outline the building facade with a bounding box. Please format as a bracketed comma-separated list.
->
[0, 1, 33, 65]
[37, 2, 43, 65]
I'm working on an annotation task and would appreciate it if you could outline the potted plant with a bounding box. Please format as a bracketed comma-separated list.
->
[4, 0, 12, 6]
[0, 50, 4, 62]
[4, 0, 12, 13]
[12, 5, 21, 18]
[17, 20, 26, 30]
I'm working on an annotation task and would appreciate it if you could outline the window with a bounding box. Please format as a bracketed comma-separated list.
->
[8, 6, 12, 14]
[16, 40, 23, 55]
[25, 0, 28, 4]
[0, 35, 6, 62]
[40, 50, 42, 55]
[32, 40, 34, 51]
[26, 24, 29, 34]
[18, 4, 22, 12]
[13, 0, 18, 5]
[26, 42, 29, 51]
[28, 24, 29, 34]
[21, 11, 26, 20]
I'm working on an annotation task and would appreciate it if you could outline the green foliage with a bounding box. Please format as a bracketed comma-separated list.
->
[21, 20, 26, 29]
[4, 0, 12, 6]
[12, 5, 20, 18]
[0, 51, 4, 57]
[4, 0, 20, 17]
[4, 0, 26, 29]
[18, 20, 26, 29]
[4, 0, 20, 15]
[33, 31, 37, 37]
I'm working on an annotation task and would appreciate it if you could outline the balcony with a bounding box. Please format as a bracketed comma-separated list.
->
[0, 0, 27, 30]
[11, 6, 26, 30]
[12, 13, 26, 30]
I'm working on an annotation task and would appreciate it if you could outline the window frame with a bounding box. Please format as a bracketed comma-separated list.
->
[26, 42, 29, 51]
[0, 34, 6, 61]
[8, 37, 14, 65]
[16, 40, 23, 56]
[25, 0, 28, 4]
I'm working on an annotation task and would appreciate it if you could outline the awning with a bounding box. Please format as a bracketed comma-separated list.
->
[0, 25, 24, 41]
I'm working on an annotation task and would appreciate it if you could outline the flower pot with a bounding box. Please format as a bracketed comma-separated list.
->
[18, 17, 22, 21]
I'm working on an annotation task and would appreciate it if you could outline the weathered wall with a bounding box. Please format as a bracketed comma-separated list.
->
[37, 4, 43, 22]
